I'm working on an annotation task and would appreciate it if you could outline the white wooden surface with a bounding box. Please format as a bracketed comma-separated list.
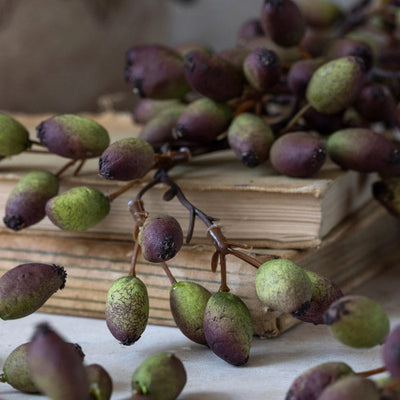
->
[0, 263, 398, 400]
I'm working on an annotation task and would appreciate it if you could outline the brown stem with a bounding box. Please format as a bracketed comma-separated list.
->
[234, 99, 257, 116]
[108, 179, 141, 202]
[55, 159, 77, 178]
[279, 102, 312, 135]
[153, 148, 191, 170]
[384, 378, 400, 391]
[128, 199, 148, 228]
[29, 140, 46, 147]
[357, 365, 387, 377]
[229, 249, 264, 268]
[218, 255, 230, 292]
[160, 261, 177, 285]
[129, 239, 140, 277]
[73, 159, 86, 176]
[25, 148, 51, 154]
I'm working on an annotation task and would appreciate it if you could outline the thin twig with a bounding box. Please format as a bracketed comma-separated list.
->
[108, 179, 141, 202]
[73, 159, 86, 176]
[55, 159, 77, 178]
[160, 261, 177, 285]
[357, 365, 387, 377]
[129, 239, 140, 277]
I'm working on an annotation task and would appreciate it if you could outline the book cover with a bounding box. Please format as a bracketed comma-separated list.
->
[0, 112, 377, 248]
[0, 201, 398, 338]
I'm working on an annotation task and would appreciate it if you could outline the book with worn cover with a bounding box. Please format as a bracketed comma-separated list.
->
[0, 112, 377, 248]
[0, 201, 398, 337]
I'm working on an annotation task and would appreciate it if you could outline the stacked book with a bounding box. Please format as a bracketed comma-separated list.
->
[1, 112, 398, 337]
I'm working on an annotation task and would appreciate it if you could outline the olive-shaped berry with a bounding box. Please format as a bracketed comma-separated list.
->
[138, 214, 183, 263]
[0, 113, 31, 157]
[99, 137, 155, 181]
[105, 276, 149, 345]
[36, 114, 110, 159]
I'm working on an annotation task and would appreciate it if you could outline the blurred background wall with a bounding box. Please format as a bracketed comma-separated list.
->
[0, 0, 356, 114]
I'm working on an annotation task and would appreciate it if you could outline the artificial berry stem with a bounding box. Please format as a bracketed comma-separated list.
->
[279, 102, 312, 135]
[55, 159, 78, 178]
[384, 378, 400, 391]
[129, 240, 140, 277]
[29, 140, 46, 147]
[357, 365, 387, 377]
[108, 179, 142, 202]
[25, 148, 51, 154]
[160, 261, 177, 285]
[73, 159, 86, 176]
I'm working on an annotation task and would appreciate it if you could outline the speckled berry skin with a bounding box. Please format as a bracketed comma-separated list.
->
[203, 291, 254, 366]
[4, 170, 59, 231]
[36, 114, 110, 159]
[138, 214, 183, 263]
[170, 281, 211, 345]
[323, 294, 390, 348]
[105, 276, 149, 345]
[0, 113, 31, 156]
[0, 263, 66, 320]
[228, 112, 274, 167]
[306, 56, 366, 114]
[183, 50, 244, 102]
[173, 97, 233, 144]
[326, 128, 400, 173]
[243, 47, 281, 92]
[296, 271, 343, 325]
[99, 137, 155, 181]
[269, 131, 326, 177]
[255, 258, 312, 315]
[45, 186, 110, 232]
[285, 361, 354, 400]
[131, 352, 186, 400]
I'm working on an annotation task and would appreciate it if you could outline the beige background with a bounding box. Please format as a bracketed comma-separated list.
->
[0, 0, 354, 113]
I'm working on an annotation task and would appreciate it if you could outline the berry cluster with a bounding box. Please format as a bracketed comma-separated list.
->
[1, 0, 400, 398]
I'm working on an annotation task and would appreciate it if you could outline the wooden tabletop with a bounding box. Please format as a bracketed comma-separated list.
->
[0, 263, 398, 400]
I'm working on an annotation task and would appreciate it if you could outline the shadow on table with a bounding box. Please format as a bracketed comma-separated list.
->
[180, 392, 233, 400]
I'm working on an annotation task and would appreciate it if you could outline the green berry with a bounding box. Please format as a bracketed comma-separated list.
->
[255, 259, 312, 315]
[169, 281, 212, 345]
[0, 113, 31, 157]
[318, 375, 380, 400]
[323, 295, 390, 348]
[36, 114, 110, 159]
[306, 56, 365, 114]
[228, 112, 274, 167]
[203, 291, 253, 366]
[105, 276, 149, 345]
[1, 342, 84, 394]
[131, 352, 186, 400]
[45, 186, 110, 232]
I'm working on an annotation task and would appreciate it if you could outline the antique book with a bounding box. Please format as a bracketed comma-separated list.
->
[0, 200, 398, 338]
[0, 112, 377, 248]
